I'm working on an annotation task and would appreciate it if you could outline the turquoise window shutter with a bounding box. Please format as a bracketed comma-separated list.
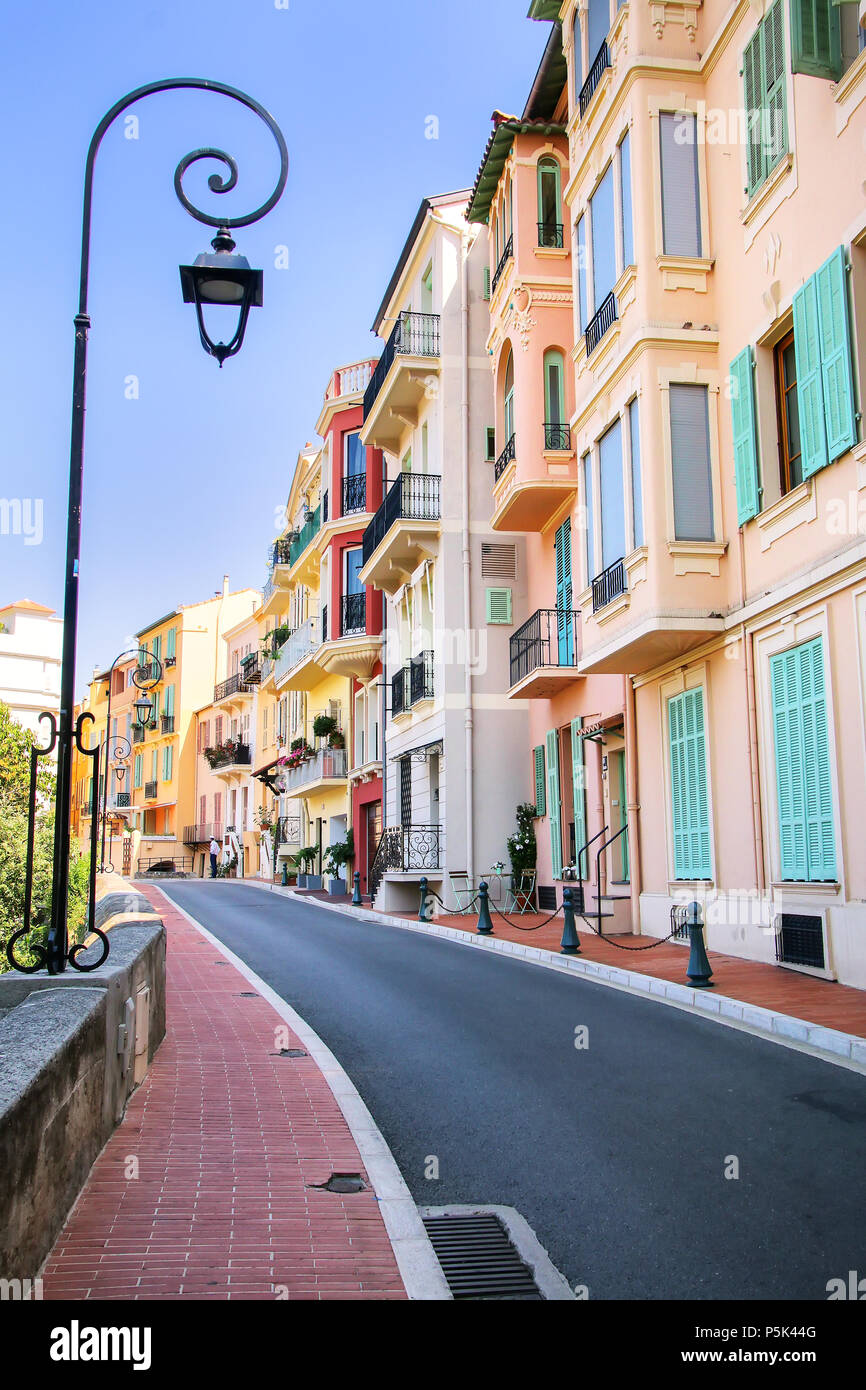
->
[546, 729, 563, 879]
[771, 639, 836, 881]
[815, 246, 857, 461]
[555, 519, 573, 664]
[790, 0, 842, 80]
[798, 639, 836, 880]
[166, 627, 176, 659]
[570, 718, 587, 876]
[730, 346, 761, 524]
[668, 689, 712, 879]
[534, 746, 546, 816]
[793, 276, 830, 477]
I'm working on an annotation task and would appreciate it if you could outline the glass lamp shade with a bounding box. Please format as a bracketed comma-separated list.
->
[179, 228, 263, 366]
[134, 694, 153, 726]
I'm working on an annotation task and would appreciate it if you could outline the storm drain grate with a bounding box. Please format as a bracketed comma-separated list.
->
[422, 1214, 543, 1299]
[275, 1048, 308, 1058]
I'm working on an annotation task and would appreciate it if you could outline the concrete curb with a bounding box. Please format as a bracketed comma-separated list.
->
[151, 886, 451, 1302]
[226, 878, 866, 1075]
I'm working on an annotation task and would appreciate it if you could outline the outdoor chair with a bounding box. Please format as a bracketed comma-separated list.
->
[448, 871, 476, 914]
[505, 872, 536, 915]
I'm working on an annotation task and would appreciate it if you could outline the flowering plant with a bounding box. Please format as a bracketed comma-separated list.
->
[506, 802, 537, 880]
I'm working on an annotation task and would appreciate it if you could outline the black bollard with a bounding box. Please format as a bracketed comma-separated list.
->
[686, 900, 713, 988]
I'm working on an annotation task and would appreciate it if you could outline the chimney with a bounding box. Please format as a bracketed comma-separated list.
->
[223, 575, 229, 597]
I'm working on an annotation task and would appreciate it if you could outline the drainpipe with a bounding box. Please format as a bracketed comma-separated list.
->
[737, 527, 764, 893]
[624, 675, 642, 933]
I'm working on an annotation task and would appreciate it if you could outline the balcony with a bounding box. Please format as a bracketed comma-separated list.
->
[183, 821, 223, 846]
[509, 609, 582, 698]
[491, 433, 578, 533]
[491, 234, 513, 295]
[544, 422, 571, 451]
[392, 651, 434, 717]
[273, 615, 327, 692]
[585, 291, 618, 357]
[319, 592, 383, 680]
[579, 40, 611, 118]
[538, 222, 564, 249]
[144, 781, 158, 800]
[262, 537, 294, 608]
[136, 661, 160, 684]
[361, 311, 441, 455]
[240, 654, 261, 685]
[160, 715, 175, 734]
[275, 815, 301, 851]
[494, 434, 516, 483]
[289, 504, 321, 571]
[280, 747, 347, 797]
[592, 558, 628, 613]
[133, 725, 145, 744]
[214, 671, 256, 705]
[360, 473, 441, 595]
[342, 472, 367, 515]
[113, 791, 132, 809]
[342, 592, 366, 636]
[207, 741, 252, 778]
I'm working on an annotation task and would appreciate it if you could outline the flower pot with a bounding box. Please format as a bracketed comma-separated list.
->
[305, 874, 323, 891]
[326, 876, 346, 896]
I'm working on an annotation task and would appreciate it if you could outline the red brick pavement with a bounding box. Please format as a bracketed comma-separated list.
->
[398, 905, 866, 1040]
[42, 885, 406, 1301]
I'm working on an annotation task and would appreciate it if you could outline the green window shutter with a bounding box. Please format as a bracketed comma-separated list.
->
[771, 640, 836, 881]
[730, 346, 761, 524]
[815, 245, 857, 461]
[134, 754, 142, 788]
[533, 746, 546, 816]
[790, 0, 841, 80]
[152, 691, 160, 723]
[546, 728, 563, 879]
[762, 1, 788, 174]
[793, 274, 830, 477]
[668, 689, 712, 879]
[166, 627, 176, 659]
[485, 587, 513, 624]
[570, 718, 587, 877]
[165, 684, 174, 716]
[483, 267, 491, 300]
[152, 634, 161, 662]
[743, 29, 765, 197]
[151, 749, 158, 782]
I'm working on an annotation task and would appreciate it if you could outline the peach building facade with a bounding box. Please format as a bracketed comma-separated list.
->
[507, 0, 866, 984]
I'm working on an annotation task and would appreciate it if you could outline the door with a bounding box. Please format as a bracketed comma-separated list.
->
[615, 750, 629, 882]
[555, 518, 573, 665]
[365, 800, 382, 890]
[400, 758, 412, 826]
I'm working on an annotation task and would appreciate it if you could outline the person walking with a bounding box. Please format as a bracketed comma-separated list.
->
[209, 836, 221, 878]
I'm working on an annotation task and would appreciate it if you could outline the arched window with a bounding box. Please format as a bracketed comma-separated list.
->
[544, 349, 566, 431]
[503, 348, 515, 445]
[537, 158, 562, 247]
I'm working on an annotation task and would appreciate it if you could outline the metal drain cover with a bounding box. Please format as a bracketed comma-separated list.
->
[309, 1173, 367, 1194]
[422, 1212, 543, 1300]
[276, 1048, 308, 1058]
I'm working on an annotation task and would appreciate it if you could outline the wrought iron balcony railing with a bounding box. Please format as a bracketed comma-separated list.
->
[592, 557, 627, 613]
[114, 791, 132, 809]
[363, 311, 441, 419]
[362, 472, 441, 565]
[133, 725, 145, 744]
[136, 661, 159, 684]
[392, 651, 434, 715]
[544, 422, 571, 451]
[144, 780, 158, 800]
[537, 221, 564, 249]
[392, 666, 408, 718]
[342, 592, 366, 636]
[214, 671, 254, 703]
[275, 815, 301, 848]
[160, 715, 175, 734]
[579, 39, 611, 117]
[240, 654, 261, 685]
[494, 434, 516, 482]
[208, 742, 252, 770]
[321, 604, 328, 643]
[368, 824, 442, 900]
[491, 234, 513, 295]
[271, 537, 293, 567]
[510, 609, 581, 687]
[342, 472, 367, 515]
[183, 821, 224, 845]
[289, 504, 321, 567]
[585, 290, 618, 356]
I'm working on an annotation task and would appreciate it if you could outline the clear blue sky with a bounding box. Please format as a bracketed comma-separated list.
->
[0, 0, 545, 698]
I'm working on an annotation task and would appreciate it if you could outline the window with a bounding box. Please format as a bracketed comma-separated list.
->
[770, 638, 836, 881]
[537, 158, 563, 246]
[743, 0, 788, 199]
[575, 215, 589, 332]
[792, 245, 857, 475]
[629, 399, 644, 549]
[134, 754, 142, 789]
[583, 452, 595, 582]
[544, 349, 566, 427]
[775, 330, 803, 494]
[659, 113, 702, 257]
[619, 131, 634, 268]
[481, 542, 517, 578]
[670, 384, 714, 541]
[729, 346, 761, 523]
[587, 0, 610, 65]
[503, 348, 515, 444]
[345, 431, 365, 477]
[599, 418, 626, 570]
[485, 427, 496, 462]
[162, 745, 173, 781]
[791, 0, 842, 80]
[668, 688, 712, 880]
[421, 262, 433, 314]
[166, 627, 176, 660]
[570, 719, 588, 875]
[839, 0, 866, 76]
[151, 749, 158, 784]
[590, 164, 616, 312]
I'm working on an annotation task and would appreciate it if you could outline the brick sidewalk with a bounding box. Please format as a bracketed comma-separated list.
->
[397, 904, 866, 1040]
[42, 886, 406, 1301]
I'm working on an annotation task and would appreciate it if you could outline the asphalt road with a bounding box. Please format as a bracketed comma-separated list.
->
[160, 879, 866, 1300]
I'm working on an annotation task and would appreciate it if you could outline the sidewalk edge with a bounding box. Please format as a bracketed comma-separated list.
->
[151, 887, 451, 1302]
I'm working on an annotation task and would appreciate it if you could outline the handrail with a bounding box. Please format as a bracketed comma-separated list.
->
[594, 821, 628, 939]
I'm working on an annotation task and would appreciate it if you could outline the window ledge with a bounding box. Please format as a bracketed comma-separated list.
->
[657, 255, 714, 292]
[535, 246, 570, 260]
[667, 540, 727, 576]
[755, 479, 816, 552]
[833, 50, 866, 107]
[740, 153, 793, 228]
[772, 880, 840, 898]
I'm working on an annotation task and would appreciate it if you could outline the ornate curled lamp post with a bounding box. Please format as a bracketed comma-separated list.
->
[6, 80, 288, 975]
[98, 645, 164, 873]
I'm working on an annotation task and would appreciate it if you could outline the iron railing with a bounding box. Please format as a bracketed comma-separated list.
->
[509, 609, 581, 687]
[133, 725, 145, 744]
[393, 651, 434, 715]
[537, 221, 564, 248]
[208, 742, 251, 770]
[363, 311, 441, 419]
[280, 747, 347, 794]
[114, 791, 132, 809]
[342, 472, 367, 514]
[579, 39, 610, 117]
[544, 422, 571, 451]
[136, 661, 159, 684]
[214, 671, 254, 703]
[183, 822, 224, 845]
[491, 234, 513, 295]
[494, 434, 516, 482]
[274, 815, 301, 849]
[144, 780, 158, 799]
[392, 666, 408, 718]
[271, 537, 293, 567]
[585, 290, 618, 356]
[138, 855, 193, 874]
[671, 904, 689, 942]
[274, 617, 319, 683]
[289, 504, 321, 566]
[342, 592, 366, 636]
[160, 715, 175, 734]
[368, 824, 442, 902]
[321, 605, 328, 643]
[240, 654, 261, 685]
[322, 491, 329, 524]
[591, 557, 627, 612]
[362, 472, 441, 564]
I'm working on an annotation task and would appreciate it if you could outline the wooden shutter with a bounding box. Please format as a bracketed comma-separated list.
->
[200, 795, 206, 827]
[668, 689, 712, 879]
[771, 640, 836, 881]
[165, 684, 174, 716]
[793, 275, 830, 478]
[166, 626, 176, 659]
[533, 745, 546, 816]
[791, 0, 841, 79]
[762, 1, 787, 173]
[571, 719, 588, 876]
[815, 246, 857, 462]
[134, 754, 142, 788]
[485, 587, 513, 624]
[743, 27, 764, 197]
[729, 346, 761, 524]
[555, 519, 573, 664]
[151, 749, 158, 783]
[546, 729, 563, 879]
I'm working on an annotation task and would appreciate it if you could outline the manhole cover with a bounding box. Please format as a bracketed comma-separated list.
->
[422, 1213, 543, 1300]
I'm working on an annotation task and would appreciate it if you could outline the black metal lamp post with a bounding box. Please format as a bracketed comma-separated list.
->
[5, 79, 288, 976]
[98, 644, 163, 873]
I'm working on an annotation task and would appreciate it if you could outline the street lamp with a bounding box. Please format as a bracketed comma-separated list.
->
[133, 694, 154, 727]
[179, 226, 263, 366]
[6, 79, 288, 977]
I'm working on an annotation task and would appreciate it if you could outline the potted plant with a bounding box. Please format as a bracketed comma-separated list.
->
[323, 829, 353, 895]
[312, 713, 337, 740]
[293, 845, 321, 889]
[506, 802, 538, 890]
[328, 730, 345, 750]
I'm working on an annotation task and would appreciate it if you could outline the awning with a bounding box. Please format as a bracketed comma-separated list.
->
[391, 739, 444, 764]
[578, 715, 624, 742]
